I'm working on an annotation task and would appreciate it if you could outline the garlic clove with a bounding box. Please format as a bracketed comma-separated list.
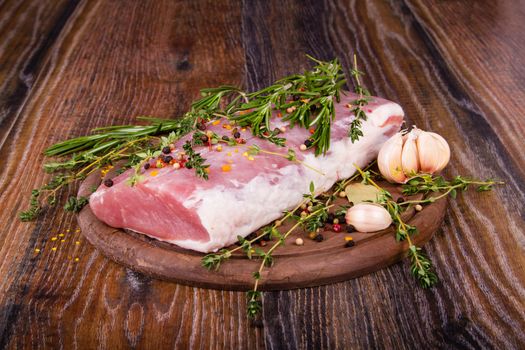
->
[417, 131, 450, 173]
[378, 132, 407, 183]
[345, 203, 392, 233]
[401, 129, 420, 176]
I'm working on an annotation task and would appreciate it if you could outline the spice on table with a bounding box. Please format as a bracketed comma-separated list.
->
[150, 170, 159, 177]
[346, 225, 355, 233]
[51, 247, 57, 252]
[104, 179, 114, 187]
[221, 164, 232, 172]
[299, 144, 307, 151]
[345, 240, 355, 248]
[314, 234, 324, 242]
[144, 163, 150, 170]
[51, 237, 57, 241]
[415, 204, 423, 211]
[75, 241, 80, 245]
[339, 191, 346, 197]
[34, 248, 40, 253]
[74, 257, 80, 262]
[162, 146, 171, 154]
[295, 238, 304, 246]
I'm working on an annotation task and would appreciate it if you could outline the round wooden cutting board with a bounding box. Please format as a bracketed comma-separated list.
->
[77, 171, 447, 291]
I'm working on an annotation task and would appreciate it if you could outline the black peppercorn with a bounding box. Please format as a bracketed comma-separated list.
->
[327, 213, 335, 224]
[164, 155, 173, 163]
[104, 179, 114, 187]
[273, 128, 281, 135]
[197, 123, 206, 131]
[314, 234, 324, 242]
[162, 146, 171, 154]
[304, 139, 312, 148]
[345, 240, 355, 248]
[144, 163, 150, 170]
[233, 131, 241, 139]
[346, 225, 355, 233]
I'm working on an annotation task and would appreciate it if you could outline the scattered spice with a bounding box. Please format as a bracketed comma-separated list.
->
[221, 164, 232, 172]
[162, 146, 171, 154]
[345, 240, 355, 248]
[150, 170, 159, 177]
[415, 204, 423, 211]
[103, 179, 114, 187]
[314, 234, 324, 242]
[34, 248, 40, 253]
[295, 238, 304, 246]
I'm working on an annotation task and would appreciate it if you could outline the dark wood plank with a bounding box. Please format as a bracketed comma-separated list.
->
[0, 0, 523, 349]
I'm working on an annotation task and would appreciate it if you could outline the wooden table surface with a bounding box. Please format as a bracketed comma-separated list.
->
[1, 0, 524, 348]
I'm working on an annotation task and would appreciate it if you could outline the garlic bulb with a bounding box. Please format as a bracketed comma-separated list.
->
[345, 203, 392, 233]
[377, 127, 450, 183]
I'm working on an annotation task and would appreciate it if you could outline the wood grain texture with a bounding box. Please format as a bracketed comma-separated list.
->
[0, 0, 523, 349]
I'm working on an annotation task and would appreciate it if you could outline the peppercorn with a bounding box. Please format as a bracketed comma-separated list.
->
[197, 123, 206, 131]
[200, 134, 209, 143]
[104, 179, 114, 187]
[314, 234, 324, 242]
[162, 146, 171, 154]
[327, 213, 335, 224]
[345, 240, 355, 248]
[222, 135, 230, 141]
[304, 139, 312, 148]
[233, 131, 241, 139]
[346, 225, 355, 233]
[164, 155, 173, 163]
[144, 163, 150, 170]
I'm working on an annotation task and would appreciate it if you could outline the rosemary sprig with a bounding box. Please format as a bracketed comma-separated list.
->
[230, 56, 346, 155]
[348, 54, 371, 142]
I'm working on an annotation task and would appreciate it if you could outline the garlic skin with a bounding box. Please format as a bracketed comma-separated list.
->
[377, 127, 450, 183]
[377, 133, 406, 183]
[401, 130, 419, 176]
[345, 203, 393, 233]
[417, 131, 450, 173]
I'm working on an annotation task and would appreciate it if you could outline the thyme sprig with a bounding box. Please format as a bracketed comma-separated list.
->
[247, 145, 325, 175]
[247, 200, 334, 318]
[400, 174, 503, 204]
[354, 165, 437, 288]
[348, 54, 371, 142]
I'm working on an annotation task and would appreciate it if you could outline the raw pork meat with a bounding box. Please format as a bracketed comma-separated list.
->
[89, 93, 404, 252]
